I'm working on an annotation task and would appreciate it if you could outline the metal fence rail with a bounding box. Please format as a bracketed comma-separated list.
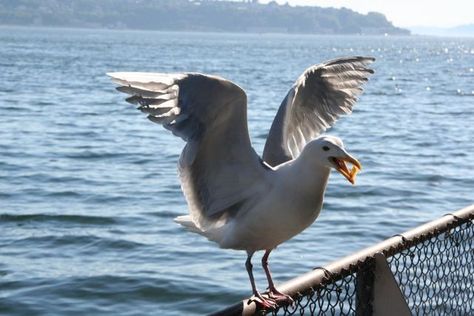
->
[212, 204, 474, 316]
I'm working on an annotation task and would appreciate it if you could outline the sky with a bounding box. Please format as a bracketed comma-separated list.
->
[261, 0, 474, 28]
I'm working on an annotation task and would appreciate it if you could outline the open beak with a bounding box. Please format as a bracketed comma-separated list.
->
[330, 155, 362, 185]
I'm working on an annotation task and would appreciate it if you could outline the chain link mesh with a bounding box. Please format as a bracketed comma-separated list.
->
[269, 261, 374, 316]
[388, 219, 474, 315]
[268, 217, 474, 316]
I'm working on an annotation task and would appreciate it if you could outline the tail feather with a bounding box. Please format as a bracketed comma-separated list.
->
[174, 215, 203, 234]
[174, 215, 225, 246]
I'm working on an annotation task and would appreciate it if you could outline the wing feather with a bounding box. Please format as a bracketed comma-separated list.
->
[108, 72, 267, 230]
[263, 56, 374, 166]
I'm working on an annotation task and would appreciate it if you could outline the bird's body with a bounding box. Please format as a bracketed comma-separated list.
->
[176, 145, 330, 252]
[108, 56, 374, 309]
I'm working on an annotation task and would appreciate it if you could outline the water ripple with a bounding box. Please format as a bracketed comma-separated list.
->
[0, 213, 117, 225]
[1, 27, 474, 316]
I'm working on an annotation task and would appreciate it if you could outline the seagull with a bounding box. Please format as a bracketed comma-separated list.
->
[108, 56, 374, 309]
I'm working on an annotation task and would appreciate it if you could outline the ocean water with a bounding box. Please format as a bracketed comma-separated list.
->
[0, 26, 473, 315]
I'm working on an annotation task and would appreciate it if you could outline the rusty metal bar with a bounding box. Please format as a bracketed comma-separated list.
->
[211, 204, 474, 316]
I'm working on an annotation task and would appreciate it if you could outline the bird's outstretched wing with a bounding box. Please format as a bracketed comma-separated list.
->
[108, 72, 268, 230]
[262, 56, 375, 167]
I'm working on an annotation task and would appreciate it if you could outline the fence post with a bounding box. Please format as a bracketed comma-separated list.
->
[355, 258, 374, 316]
[371, 253, 411, 316]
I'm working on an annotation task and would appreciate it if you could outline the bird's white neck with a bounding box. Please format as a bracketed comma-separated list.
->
[276, 153, 331, 209]
[296, 155, 330, 193]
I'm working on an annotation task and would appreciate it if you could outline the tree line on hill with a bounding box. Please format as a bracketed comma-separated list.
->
[0, 0, 410, 35]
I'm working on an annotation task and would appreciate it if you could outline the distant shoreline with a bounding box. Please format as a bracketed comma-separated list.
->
[0, 24, 413, 38]
[3, 24, 472, 39]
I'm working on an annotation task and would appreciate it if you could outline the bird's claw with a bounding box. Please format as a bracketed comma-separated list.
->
[248, 292, 277, 310]
[268, 289, 294, 306]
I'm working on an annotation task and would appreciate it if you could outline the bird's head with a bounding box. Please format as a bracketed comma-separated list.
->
[306, 136, 362, 185]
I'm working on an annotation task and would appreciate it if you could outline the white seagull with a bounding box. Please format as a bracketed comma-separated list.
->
[108, 56, 374, 309]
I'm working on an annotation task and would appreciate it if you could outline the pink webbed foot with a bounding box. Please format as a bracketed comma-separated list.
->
[268, 287, 294, 305]
[248, 291, 277, 310]
[261, 249, 294, 306]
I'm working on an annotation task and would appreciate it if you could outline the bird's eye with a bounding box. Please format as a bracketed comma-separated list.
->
[322, 146, 330, 151]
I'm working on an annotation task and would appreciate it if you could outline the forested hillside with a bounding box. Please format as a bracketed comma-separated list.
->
[0, 0, 410, 35]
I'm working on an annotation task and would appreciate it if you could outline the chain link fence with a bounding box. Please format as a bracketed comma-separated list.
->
[213, 205, 474, 316]
[388, 219, 474, 315]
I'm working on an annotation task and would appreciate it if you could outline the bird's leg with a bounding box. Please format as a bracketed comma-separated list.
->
[245, 252, 276, 310]
[262, 249, 294, 304]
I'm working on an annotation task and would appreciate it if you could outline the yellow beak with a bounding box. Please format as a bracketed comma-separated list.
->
[330, 156, 362, 185]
